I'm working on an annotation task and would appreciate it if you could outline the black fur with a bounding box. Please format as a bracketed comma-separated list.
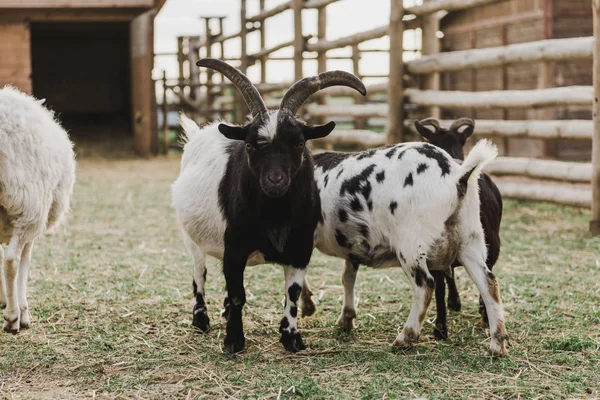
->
[313, 151, 353, 172]
[216, 114, 328, 353]
[340, 164, 376, 197]
[389, 201, 398, 215]
[403, 173, 414, 187]
[416, 163, 428, 174]
[376, 171, 385, 183]
[416, 119, 503, 340]
[414, 144, 451, 176]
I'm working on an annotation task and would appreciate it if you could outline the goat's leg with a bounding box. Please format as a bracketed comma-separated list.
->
[432, 270, 448, 340]
[445, 268, 462, 312]
[184, 234, 210, 332]
[0, 246, 5, 309]
[222, 246, 248, 354]
[300, 276, 316, 317]
[336, 260, 359, 330]
[280, 266, 307, 352]
[3, 234, 25, 334]
[393, 255, 435, 348]
[17, 242, 33, 329]
[459, 240, 508, 356]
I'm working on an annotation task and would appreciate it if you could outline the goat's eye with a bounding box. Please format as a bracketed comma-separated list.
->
[297, 142, 305, 149]
[245, 143, 253, 150]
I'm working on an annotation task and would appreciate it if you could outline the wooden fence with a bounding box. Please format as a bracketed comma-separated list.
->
[156, 0, 600, 234]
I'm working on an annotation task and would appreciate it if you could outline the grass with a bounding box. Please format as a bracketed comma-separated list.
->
[1, 155, 599, 399]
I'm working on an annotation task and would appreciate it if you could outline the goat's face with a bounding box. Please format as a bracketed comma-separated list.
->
[219, 112, 335, 198]
[414, 118, 474, 161]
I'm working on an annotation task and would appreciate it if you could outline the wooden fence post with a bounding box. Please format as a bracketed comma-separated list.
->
[204, 17, 215, 121]
[386, 0, 404, 144]
[591, 0, 600, 233]
[259, 0, 267, 83]
[421, 1, 440, 118]
[237, 0, 249, 123]
[352, 43, 367, 129]
[293, 0, 304, 81]
[162, 70, 169, 155]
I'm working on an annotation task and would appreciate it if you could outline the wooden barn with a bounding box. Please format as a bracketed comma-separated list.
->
[0, 0, 167, 155]
[440, 0, 592, 160]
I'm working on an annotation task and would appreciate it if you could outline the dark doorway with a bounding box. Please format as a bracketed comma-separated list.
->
[30, 22, 132, 154]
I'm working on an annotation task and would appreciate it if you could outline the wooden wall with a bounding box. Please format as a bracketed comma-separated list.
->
[0, 23, 32, 93]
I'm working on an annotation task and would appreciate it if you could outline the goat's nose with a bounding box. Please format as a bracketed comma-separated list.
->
[268, 171, 284, 184]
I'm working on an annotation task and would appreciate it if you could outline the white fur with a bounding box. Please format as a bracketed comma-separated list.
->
[257, 111, 279, 141]
[313, 139, 508, 354]
[0, 86, 76, 333]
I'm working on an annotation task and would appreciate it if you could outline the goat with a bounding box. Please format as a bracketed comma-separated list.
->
[414, 117, 503, 340]
[310, 136, 509, 356]
[0, 86, 76, 334]
[171, 58, 366, 353]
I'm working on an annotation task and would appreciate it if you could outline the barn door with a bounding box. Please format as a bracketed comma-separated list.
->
[131, 10, 158, 155]
[0, 23, 32, 93]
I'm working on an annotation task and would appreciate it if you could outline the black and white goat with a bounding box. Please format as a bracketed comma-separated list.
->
[171, 59, 366, 353]
[414, 117, 503, 340]
[309, 135, 509, 355]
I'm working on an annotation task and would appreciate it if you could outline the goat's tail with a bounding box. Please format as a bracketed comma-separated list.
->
[179, 113, 202, 144]
[456, 139, 498, 192]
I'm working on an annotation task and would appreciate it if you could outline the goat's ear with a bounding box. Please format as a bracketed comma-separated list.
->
[303, 121, 336, 141]
[458, 125, 474, 139]
[218, 123, 246, 141]
[414, 120, 435, 142]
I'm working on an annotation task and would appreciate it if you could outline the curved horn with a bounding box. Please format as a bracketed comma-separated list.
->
[280, 71, 367, 117]
[449, 117, 474, 132]
[417, 117, 441, 131]
[196, 58, 267, 119]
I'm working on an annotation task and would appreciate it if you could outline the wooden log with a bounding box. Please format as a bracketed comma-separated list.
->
[486, 157, 591, 183]
[305, 103, 388, 118]
[352, 44, 367, 130]
[249, 40, 295, 60]
[259, 0, 266, 83]
[318, 82, 388, 97]
[304, 0, 339, 8]
[293, 0, 304, 80]
[406, 37, 593, 75]
[386, 0, 404, 144]
[162, 70, 169, 155]
[236, 0, 249, 124]
[493, 177, 591, 209]
[306, 25, 388, 53]
[407, 119, 593, 140]
[405, 86, 594, 108]
[313, 129, 386, 148]
[405, 0, 504, 16]
[592, 0, 600, 233]
[248, 1, 292, 23]
[421, 0, 440, 118]
[316, 4, 328, 125]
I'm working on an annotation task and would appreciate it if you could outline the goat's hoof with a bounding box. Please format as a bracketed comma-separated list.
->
[336, 307, 356, 330]
[433, 324, 448, 340]
[3, 315, 20, 334]
[448, 299, 462, 312]
[392, 329, 419, 350]
[224, 332, 245, 354]
[488, 345, 508, 357]
[192, 310, 210, 333]
[301, 299, 316, 317]
[0, 302, 6, 310]
[19, 310, 31, 330]
[280, 330, 306, 353]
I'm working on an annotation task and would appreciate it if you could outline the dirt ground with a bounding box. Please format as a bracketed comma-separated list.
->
[0, 153, 599, 399]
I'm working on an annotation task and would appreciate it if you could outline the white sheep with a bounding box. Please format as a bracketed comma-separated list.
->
[0, 86, 76, 334]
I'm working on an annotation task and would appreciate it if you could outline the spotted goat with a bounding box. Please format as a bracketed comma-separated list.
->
[414, 117, 503, 340]
[306, 133, 509, 356]
[171, 58, 366, 353]
[0, 86, 76, 334]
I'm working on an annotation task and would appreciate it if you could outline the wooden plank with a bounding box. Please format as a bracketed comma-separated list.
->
[306, 25, 388, 52]
[486, 157, 591, 183]
[303, 0, 339, 8]
[130, 10, 157, 155]
[405, 86, 594, 108]
[406, 37, 593, 74]
[421, 0, 440, 118]
[592, 0, 600, 232]
[247, 1, 292, 23]
[386, 0, 404, 144]
[293, 0, 304, 80]
[249, 40, 294, 60]
[314, 129, 386, 148]
[494, 177, 591, 208]
[0, 0, 153, 8]
[405, 0, 504, 16]
[0, 23, 31, 93]
[305, 103, 388, 118]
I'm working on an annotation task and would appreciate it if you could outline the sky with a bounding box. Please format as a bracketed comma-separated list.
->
[154, 0, 423, 84]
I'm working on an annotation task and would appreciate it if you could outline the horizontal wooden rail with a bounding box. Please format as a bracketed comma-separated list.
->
[318, 82, 388, 97]
[493, 178, 591, 208]
[248, 1, 292, 23]
[249, 40, 295, 60]
[314, 129, 386, 148]
[405, 86, 593, 108]
[405, 0, 505, 16]
[406, 37, 593, 74]
[406, 119, 593, 140]
[305, 103, 388, 117]
[487, 157, 591, 183]
[304, 0, 339, 8]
